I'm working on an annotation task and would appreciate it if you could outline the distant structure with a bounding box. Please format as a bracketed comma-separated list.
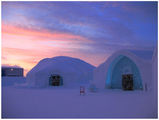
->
[2, 66, 23, 77]
[93, 49, 154, 91]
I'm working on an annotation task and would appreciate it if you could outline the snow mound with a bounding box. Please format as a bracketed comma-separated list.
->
[26, 56, 95, 88]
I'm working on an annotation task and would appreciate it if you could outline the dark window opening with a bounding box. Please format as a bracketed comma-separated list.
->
[122, 74, 133, 90]
[49, 75, 62, 86]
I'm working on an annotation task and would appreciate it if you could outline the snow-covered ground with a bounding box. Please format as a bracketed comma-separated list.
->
[2, 77, 26, 86]
[2, 77, 157, 118]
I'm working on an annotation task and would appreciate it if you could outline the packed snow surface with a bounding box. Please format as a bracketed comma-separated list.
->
[2, 78, 157, 118]
[2, 77, 26, 86]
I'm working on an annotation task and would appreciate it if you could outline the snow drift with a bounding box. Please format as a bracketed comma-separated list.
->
[26, 56, 95, 88]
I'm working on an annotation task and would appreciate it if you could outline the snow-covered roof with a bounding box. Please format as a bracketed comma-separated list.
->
[127, 49, 153, 61]
[2, 65, 23, 69]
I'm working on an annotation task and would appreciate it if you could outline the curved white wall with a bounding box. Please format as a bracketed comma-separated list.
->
[93, 50, 152, 90]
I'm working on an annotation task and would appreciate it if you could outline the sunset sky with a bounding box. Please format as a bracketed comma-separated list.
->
[2, 1, 157, 76]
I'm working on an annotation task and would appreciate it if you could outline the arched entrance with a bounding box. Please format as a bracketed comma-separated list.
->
[106, 55, 143, 90]
[49, 74, 63, 86]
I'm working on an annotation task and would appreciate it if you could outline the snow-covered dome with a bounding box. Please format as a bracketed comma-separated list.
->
[93, 49, 153, 91]
[26, 56, 95, 88]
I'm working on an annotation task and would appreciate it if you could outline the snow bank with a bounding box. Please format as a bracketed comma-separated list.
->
[26, 56, 95, 88]
[2, 77, 26, 86]
[2, 87, 157, 118]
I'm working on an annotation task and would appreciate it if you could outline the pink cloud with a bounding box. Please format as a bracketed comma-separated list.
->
[2, 23, 101, 76]
[2, 23, 90, 43]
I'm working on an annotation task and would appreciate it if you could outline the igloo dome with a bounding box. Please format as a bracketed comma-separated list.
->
[93, 49, 153, 91]
[26, 56, 95, 88]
